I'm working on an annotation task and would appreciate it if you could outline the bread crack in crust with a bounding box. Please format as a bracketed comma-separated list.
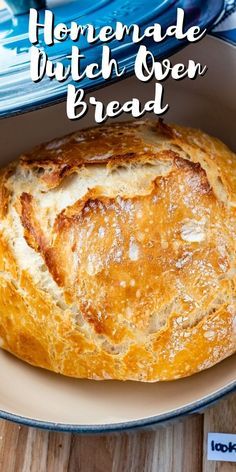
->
[0, 120, 235, 381]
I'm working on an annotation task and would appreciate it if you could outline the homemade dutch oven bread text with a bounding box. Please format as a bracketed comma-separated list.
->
[0, 120, 235, 381]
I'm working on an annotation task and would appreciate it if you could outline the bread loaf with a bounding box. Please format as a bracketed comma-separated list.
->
[0, 119, 235, 381]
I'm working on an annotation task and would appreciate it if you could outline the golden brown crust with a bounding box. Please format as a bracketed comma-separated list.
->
[0, 119, 235, 381]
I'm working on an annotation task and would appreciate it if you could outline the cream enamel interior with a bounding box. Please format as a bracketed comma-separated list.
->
[0, 351, 235, 426]
[0, 35, 235, 428]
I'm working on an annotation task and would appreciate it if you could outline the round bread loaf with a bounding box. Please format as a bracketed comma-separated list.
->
[0, 120, 235, 381]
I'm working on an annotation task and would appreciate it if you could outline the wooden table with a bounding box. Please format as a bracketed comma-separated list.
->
[0, 393, 235, 472]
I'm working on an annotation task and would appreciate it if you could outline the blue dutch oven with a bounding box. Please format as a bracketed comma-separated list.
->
[0, 0, 235, 433]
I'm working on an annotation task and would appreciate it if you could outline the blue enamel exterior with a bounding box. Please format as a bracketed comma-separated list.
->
[211, 0, 236, 44]
[0, 0, 224, 117]
[0, 0, 235, 433]
[4, 0, 46, 16]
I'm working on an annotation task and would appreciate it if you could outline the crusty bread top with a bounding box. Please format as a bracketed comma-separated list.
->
[0, 120, 235, 381]
[14, 119, 236, 200]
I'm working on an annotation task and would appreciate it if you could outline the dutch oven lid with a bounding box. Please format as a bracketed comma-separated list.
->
[0, 0, 224, 117]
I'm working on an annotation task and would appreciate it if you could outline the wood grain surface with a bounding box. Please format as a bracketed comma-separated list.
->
[0, 393, 235, 472]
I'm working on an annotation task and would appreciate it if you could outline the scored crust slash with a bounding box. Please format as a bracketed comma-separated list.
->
[0, 119, 235, 381]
